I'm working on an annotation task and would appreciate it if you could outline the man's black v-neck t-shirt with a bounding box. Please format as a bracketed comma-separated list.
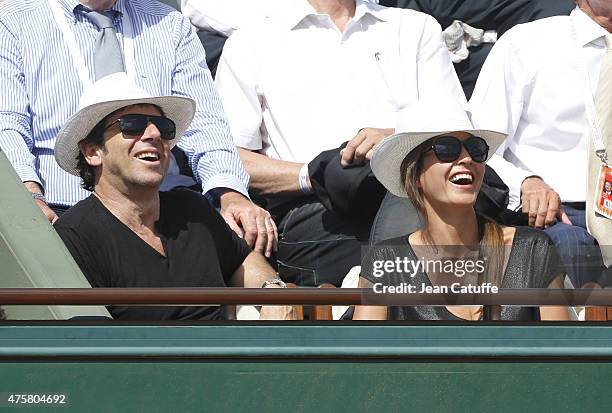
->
[55, 188, 250, 320]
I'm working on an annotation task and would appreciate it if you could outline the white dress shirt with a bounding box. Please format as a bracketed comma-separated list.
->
[181, 0, 379, 37]
[215, 0, 466, 163]
[470, 8, 609, 210]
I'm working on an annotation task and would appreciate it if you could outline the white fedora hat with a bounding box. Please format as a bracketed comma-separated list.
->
[371, 100, 506, 198]
[55, 72, 196, 176]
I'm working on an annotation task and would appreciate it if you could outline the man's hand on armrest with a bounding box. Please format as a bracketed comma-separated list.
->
[520, 176, 572, 228]
[24, 181, 58, 224]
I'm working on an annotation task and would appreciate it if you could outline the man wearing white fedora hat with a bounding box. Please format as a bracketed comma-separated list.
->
[0, 0, 276, 259]
[53, 74, 291, 321]
[469, 0, 611, 287]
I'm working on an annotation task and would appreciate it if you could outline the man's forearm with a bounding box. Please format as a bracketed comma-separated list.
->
[24, 181, 43, 194]
[238, 148, 309, 198]
[231, 252, 294, 320]
[229, 251, 277, 288]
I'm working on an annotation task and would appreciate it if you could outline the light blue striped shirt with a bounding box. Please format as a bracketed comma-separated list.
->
[0, 0, 249, 207]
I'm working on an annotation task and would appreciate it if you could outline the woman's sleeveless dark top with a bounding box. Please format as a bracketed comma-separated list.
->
[361, 227, 564, 321]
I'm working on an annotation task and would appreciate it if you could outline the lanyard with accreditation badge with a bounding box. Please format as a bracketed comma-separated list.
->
[48, 0, 137, 86]
[570, 17, 612, 220]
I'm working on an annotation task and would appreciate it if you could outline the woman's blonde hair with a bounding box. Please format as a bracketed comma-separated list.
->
[399, 140, 505, 285]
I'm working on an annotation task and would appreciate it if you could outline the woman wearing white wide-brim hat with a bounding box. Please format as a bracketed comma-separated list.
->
[353, 101, 569, 321]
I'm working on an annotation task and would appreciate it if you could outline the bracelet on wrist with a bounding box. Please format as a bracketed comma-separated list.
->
[30, 192, 46, 202]
[298, 164, 313, 195]
[261, 278, 287, 289]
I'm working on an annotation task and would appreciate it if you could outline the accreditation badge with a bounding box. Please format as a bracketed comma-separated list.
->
[593, 163, 612, 220]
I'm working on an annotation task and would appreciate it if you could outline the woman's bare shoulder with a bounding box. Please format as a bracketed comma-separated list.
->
[502, 226, 516, 246]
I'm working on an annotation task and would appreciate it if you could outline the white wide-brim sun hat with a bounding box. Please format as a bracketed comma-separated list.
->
[55, 72, 196, 176]
[371, 100, 507, 198]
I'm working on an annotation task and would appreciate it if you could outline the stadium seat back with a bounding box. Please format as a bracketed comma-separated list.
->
[0, 150, 111, 320]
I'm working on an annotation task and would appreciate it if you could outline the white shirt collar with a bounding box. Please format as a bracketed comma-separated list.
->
[571, 6, 609, 47]
[354, 0, 388, 23]
[282, 0, 388, 31]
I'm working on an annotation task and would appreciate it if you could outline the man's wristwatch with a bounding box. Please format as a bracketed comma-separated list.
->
[261, 278, 288, 288]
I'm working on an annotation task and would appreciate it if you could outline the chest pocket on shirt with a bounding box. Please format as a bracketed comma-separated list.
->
[133, 49, 173, 95]
[370, 53, 418, 111]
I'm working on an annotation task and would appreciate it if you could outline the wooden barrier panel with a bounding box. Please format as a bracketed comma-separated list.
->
[286, 283, 304, 320]
[585, 307, 612, 321]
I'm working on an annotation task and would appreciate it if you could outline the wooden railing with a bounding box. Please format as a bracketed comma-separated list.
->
[0, 287, 611, 306]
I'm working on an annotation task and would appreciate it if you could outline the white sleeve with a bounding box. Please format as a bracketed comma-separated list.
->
[181, 0, 379, 36]
[214, 30, 264, 151]
[180, 0, 242, 36]
[469, 31, 534, 209]
[416, 15, 467, 106]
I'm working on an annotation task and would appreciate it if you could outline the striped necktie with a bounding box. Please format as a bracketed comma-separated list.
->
[84, 10, 125, 80]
